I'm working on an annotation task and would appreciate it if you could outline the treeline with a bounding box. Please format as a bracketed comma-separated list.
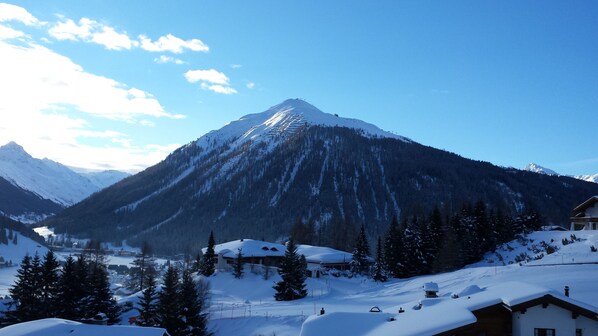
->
[292, 200, 541, 279]
[5, 243, 211, 336]
[5, 250, 121, 325]
[0, 215, 45, 245]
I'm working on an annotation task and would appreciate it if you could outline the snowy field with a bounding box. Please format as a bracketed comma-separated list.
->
[1, 230, 597, 335]
[204, 230, 598, 336]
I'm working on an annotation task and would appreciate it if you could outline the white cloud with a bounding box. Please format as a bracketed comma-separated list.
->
[185, 69, 230, 85]
[0, 23, 24, 39]
[91, 25, 136, 50]
[154, 55, 185, 64]
[0, 3, 40, 26]
[139, 34, 208, 53]
[49, 17, 136, 50]
[230, 64, 242, 69]
[185, 69, 237, 94]
[0, 38, 185, 171]
[201, 83, 238, 95]
[246, 82, 255, 89]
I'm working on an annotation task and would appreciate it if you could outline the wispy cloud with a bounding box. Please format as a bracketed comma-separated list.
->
[246, 82, 255, 89]
[49, 16, 208, 54]
[185, 69, 237, 94]
[230, 64, 242, 69]
[49, 17, 136, 50]
[139, 34, 208, 53]
[154, 55, 185, 65]
[0, 3, 41, 26]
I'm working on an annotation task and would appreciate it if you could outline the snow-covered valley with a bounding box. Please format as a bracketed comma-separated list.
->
[3, 230, 596, 335]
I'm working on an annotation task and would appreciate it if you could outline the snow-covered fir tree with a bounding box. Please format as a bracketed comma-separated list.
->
[158, 265, 185, 336]
[350, 224, 370, 275]
[233, 248, 244, 279]
[179, 268, 210, 336]
[371, 237, 387, 282]
[274, 238, 307, 301]
[136, 271, 159, 327]
[200, 231, 216, 277]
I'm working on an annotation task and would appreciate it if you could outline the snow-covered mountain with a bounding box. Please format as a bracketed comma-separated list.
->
[195, 98, 409, 154]
[523, 162, 598, 184]
[523, 162, 558, 175]
[0, 142, 99, 206]
[0, 142, 129, 222]
[575, 173, 598, 184]
[44, 99, 598, 254]
[72, 169, 131, 190]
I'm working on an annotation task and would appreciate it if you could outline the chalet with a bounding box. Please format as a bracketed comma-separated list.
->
[299, 282, 598, 336]
[570, 196, 598, 230]
[202, 239, 355, 276]
[297, 244, 353, 277]
[203, 239, 286, 272]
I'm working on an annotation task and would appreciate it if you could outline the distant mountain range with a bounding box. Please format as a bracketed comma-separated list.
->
[0, 142, 129, 223]
[42, 99, 598, 254]
[523, 162, 598, 183]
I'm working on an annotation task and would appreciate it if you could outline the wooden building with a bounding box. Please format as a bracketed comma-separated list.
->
[570, 196, 598, 230]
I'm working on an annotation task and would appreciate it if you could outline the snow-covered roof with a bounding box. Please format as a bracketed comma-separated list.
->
[423, 282, 439, 292]
[203, 239, 286, 259]
[299, 282, 598, 336]
[296, 244, 352, 264]
[0, 318, 168, 336]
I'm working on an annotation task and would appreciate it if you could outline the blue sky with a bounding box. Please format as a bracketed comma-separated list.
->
[0, 1, 597, 175]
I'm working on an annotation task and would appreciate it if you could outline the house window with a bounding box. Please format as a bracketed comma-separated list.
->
[576, 329, 583, 336]
[535, 329, 556, 336]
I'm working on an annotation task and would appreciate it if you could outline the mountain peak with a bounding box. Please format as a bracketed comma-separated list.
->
[196, 99, 409, 153]
[0, 141, 32, 159]
[523, 163, 558, 176]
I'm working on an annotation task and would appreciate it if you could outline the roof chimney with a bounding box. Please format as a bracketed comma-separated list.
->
[565, 286, 570, 297]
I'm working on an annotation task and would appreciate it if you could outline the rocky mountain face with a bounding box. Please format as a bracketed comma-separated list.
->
[43, 99, 598, 254]
[0, 142, 129, 222]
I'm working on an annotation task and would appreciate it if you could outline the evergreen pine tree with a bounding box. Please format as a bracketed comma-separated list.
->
[126, 241, 157, 293]
[40, 250, 60, 317]
[136, 270, 159, 327]
[193, 252, 203, 273]
[29, 252, 43, 319]
[350, 224, 370, 275]
[57, 255, 83, 320]
[233, 249, 244, 279]
[179, 269, 210, 336]
[158, 265, 184, 336]
[8, 255, 36, 323]
[383, 216, 400, 278]
[273, 239, 307, 301]
[200, 231, 216, 276]
[402, 215, 425, 277]
[86, 260, 121, 324]
[371, 237, 387, 282]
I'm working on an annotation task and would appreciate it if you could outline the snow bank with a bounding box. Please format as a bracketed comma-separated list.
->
[0, 318, 167, 336]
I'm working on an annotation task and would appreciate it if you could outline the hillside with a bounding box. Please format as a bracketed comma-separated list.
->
[203, 230, 598, 335]
[43, 99, 598, 254]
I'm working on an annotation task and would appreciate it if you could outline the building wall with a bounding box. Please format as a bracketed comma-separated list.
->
[575, 315, 598, 335]
[512, 305, 577, 336]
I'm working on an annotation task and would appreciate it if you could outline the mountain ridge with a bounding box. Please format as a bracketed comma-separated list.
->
[42, 100, 598, 253]
[0, 142, 130, 222]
